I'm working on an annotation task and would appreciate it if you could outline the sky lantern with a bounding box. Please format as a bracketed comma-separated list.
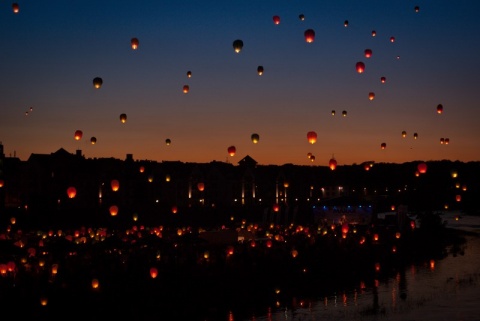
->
[331, 110, 335, 116]
[0, 179, 4, 188]
[381, 142, 386, 150]
[310, 155, 315, 162]
[91, 278, 100, 289]
[273, 203, 280, 212]
[171, 205, 178, 214]
[131, 38, 139, 50]
[119, 113, 127, 123]
[299, 14, 305, 21]
[342, 110, 347, 117]
[233, 39, 243, 53]
[380, 76, 386, 83]
[150, 267, 158, 279]
[111, 180, 120, 192]
[304, 29, 315, 43]
[165, 138, 171, 146]
[251, 133, 259, 144]
[74, 130, 83, 141]
[257, 66, 264, 75]
[329, 158, 337, 170]
[364, 49, 372, 58]
[371, 30, 376, 37]
[272, 15, 280, 25]
[307, 131, 317, 144]
[12, 3, 19, 13]
[67, 187, 77, 199]
[456, 195, 461, 202]
[437, 104, 443, 114]
[413, 133, 418, 139]
[307, 152, 312, 159]
[356, 61, 365, 73]
[402, 131, 407, 138]
[227, 146, 236, 156]
[390, 36, 395, 43]
[109, 205, 119, 216]
[415, 6, 420, 13]
[417, 162, 427, 174]
[197, 182, 205, 191]
[440, 138, 445, 144]
[186, 70, 192, 78]
[139, 166, 145, 173]
[368, 92, 375, 100]
[445, 138, 450, 145]
[183, 85, 189, 94]
[93, 77, 103, 89]
[341, 223, 349, 234]
[364, 163, 371, 171]
[90, 137, 97, 144]
[344, 20, 349, 27]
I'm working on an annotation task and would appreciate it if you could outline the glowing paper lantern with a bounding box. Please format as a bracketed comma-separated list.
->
[197, 182, 205, 191]
[381, 142, 387, 150]
[417, 162, 427, 174]
[233, 39, 243, 53]
[67, 187, 77, 199]
[171, 205, 178, 214]
[227, 146, 236, 156]
[272, 15, 280, 25]
[390, 36, 395, 43]
[0, 179, 4, 188]
[437, 104, 443, 114]
[93, 77, 103, 89]
[111, 180, 120, 192]
[183, 85, 189, 94]
[74, 130, 83, 141]
[12, 3, 19, 13]
[165, 138, 171, 146]
[251, 133, 259, 144]
[90, 137, 97, 144]
[91, 278, 100, 289]
[364, 49, 372, 58]
[307, 131, 317, 144]
[109, 205, 119, 216]
[131, 38, 139, 50]
[186, 70, 192, 78]
[304, 29, 315, 43]
[257, 66, 264, 75]
[368, 92, 375, 100]
[299, 14, 305, 21]
[150, 267, 158, 279]
[380, 76, 386, 83]
[401, 131, 407, 138]
[329, 158, 337, 170]
[356, 62, 365, 73]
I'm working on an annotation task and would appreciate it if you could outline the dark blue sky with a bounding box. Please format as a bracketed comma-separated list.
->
[1, 0, 480, 165]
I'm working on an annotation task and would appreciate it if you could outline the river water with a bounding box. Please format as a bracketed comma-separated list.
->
[240, 212, 480, 321]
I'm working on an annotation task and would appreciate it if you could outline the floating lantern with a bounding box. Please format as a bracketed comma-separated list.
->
[67, 187, 77, 199]
[131, 38, 139, 50]
[304, 29, 315, 43]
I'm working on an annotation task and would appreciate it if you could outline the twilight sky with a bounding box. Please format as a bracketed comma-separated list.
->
[1, 0, 480, 166]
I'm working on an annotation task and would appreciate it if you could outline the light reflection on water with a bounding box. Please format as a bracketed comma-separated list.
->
[243, 213, 480, 321]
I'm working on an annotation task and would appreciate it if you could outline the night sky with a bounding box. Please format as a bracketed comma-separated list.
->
[1, 0, 479, 166]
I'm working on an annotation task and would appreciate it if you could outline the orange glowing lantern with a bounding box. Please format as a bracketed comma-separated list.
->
[291, 249, 299, 258]
[373, 233, 379, 241]
[344, 20, 349, 27]
[304, 29, 315, 43]
[342, 110, 347, 117]
[12, 3, 19, 13]
[341, 223, 349, 234]
[91, 278, 100, 289]
[395, 232, 401, 239]
[183, 85, 189, 94]
[186, 70, 192, 78]
[111, 179, 120, 192]
[272, 15, 280, 25]
[440, 138, 445, 144]
[226, 245, 234, 256]
[364, 49, 372, 58]
[273, 203, 280, 212]
[445, 138, 449, 145]
[0, 179, 4, 188]
[266, 240, 272, 248]
[364, 163, 371, 171]
[233, 39, 243, 53]
[171, 205, 178, 214]
[356, 61, 365, 73]
[257, 66, 264, 75]
[299, 14, 305, 21]
[437, 104, 443, 114]
[307, 131, 317, 144]
[381, 142, 386, 150]
[165, 138, 171, 146]
[197, 182, 205, 191]
[456, 195, 461, 202]
[90, 137, 97, 144]
[329, 158, 337, 170]
[380, 76, 386, 83]
[402, 131, 407, 138]
[119, 113, 127, 123]
[417, 162, 427, 174]
[251, 133, 259, 144]
[139, 166, 145, 173]
[74, 130, 83, 140]
[149, 267, 158, 279]
[227, 146, 236, 156]
[93, 77, 103, 89]
[368, 92, 375, 100]
[390, 36, 395, 43]
[67, 187, 77, 199]
[109, 205, 119, 216]
[413, 132, 418, 139]
[371, 30, 376, 37]
[331, 110, 336, 116]
[40, 297, 48, 306]
[130, 37, 139, 50]
[415, 6, 420, 13]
